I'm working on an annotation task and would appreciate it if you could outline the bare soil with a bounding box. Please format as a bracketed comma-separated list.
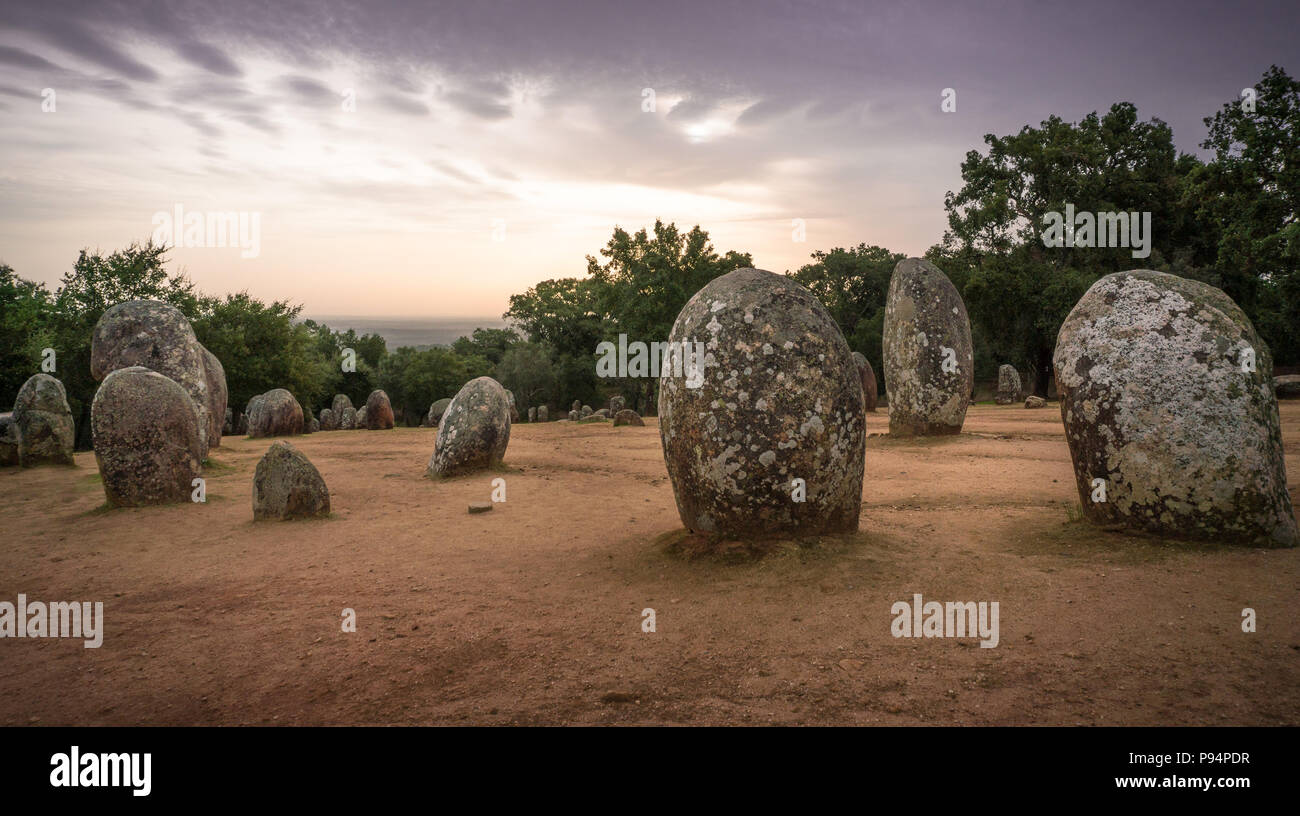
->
[2, 403, 1298, 725]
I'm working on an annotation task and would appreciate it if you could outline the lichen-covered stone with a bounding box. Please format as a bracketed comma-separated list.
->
[427, 376, 511, 478]
[91, 367, 202, 506]
[537, 405, 548, 422]
[1275, 375, 1300, 399]
[851, 352, 878, 412]
[1054, 269, 1297, 547]
[426, 398, 452, 428]
[364, 390, 395, 429]
[1025, 395, 1046, 408]
[609, 396, 626, 416]
[528, 407, 537, 422]
[13, 373, 75, 466]
[252, 441, 330, 520]
[505, 389, 520, 423]
[571, 400, 581, 413]
[614, 409, 644, 427]
[0, 413, 18, 467]
[581, 405, 592, 417]
[319, 408, 338, 431]
[201, 347, 228, 447]
[331, 394, 354, 416]
[90, 300, 222, 457]
[996, 364, 1022, 405]
[568, 410, 580, 421]
[883, 258, 973, 436]
[338, 406, 357, 431]
[659, 267, 865, 537]
[354, 406, 368, 429]
[223, 407, 233, 435]
[248, 389, 303, 438]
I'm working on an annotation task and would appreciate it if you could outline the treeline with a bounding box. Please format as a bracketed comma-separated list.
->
[2, 67, 1295, 430]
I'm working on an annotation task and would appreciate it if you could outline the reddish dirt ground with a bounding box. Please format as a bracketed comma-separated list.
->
[2, 403, 1298, 725]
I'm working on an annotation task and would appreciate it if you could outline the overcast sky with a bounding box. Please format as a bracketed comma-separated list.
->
[1, 0, 1297, 317]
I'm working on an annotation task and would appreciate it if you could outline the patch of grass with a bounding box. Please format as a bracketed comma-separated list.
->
[202, 457, 236, 472]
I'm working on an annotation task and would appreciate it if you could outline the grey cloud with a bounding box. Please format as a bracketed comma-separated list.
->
[376, 93, 430, 117]
[0, 45, 61, 71]
[174, 40, 243, 77]
[283, 75, 338, 104]
[443, 90, 511, 120]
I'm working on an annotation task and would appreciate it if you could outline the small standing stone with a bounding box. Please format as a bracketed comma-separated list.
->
[252, 441, 331, 521]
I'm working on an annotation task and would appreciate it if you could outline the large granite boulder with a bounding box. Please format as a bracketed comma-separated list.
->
[13, 373, 75, 466]
[331, 394, 354, 416]
[614, 409, 644, 427]
[995, 364, 1022, 405]
[318, 408, 338, 431]
[0, 413, 18, 467]
[1275, 375, 1300, 399]
[338, 405, 357, 431]
[91, 367, 203, 506]
[247, 389, 304, 438]
[426, 398, 452, 428]
[354, 406, 368, 429]
[201, 347, 228, 447]
[505, 390, 520, 423]
[527, 407, 537, 423]
[851, 352, 878, 412]
[364, 390, 394, 430]
[882, 258, 973, 436]
[90, 300, 224, 457]
[1054, 269, 1297, 547]
[609, 395, 626, 416]
[427, 376, 511, 477]
[252, 441, 330, 520]
[223, 407, 233, 436]
[659, 267, 865, 537]
[537, 405, 548, 422]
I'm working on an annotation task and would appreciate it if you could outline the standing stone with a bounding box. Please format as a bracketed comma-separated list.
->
[331, 394, 354, 416]
[580, 405, 593, 418]
[90, 300, 223, 457]
[364, 390, 395, 429]
[201, 347, 228, 448]
[571, 400, 582, 414]
[0, 413, 18, 467]
[339, 406, 357, 431]
[244, 396, 264, 435]
[659, 268, 865, 537]
[505, 390, 520, 423]
[995, 364, 1022, 405]
[568, 410, 580, 421]
[614, 409, 644, 427]
[528, 407, 537, 422]
[1024, 396, 1046, 409]
[1275, 375, 1300, 398]
[354, 406, 368, 429]
[1054, 269, 1297, 547]
[883, 258, 974, 436]
[427, 376, 511, 477]
[851, 352, 878, 412]
[91, 367, 202, 506]
[13, 373, 76, 466]
[537, 405, 548, 422]
[319, 408, 338, 431]
[308, 416, 320, 433]
[427, 398, 452, 428]
[252, 441, 330, 521]
[235, 412, 248, 435]
[248, 389, 304, 438]
[223, 407, 233, 435]
[609, 396, 626, 416]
